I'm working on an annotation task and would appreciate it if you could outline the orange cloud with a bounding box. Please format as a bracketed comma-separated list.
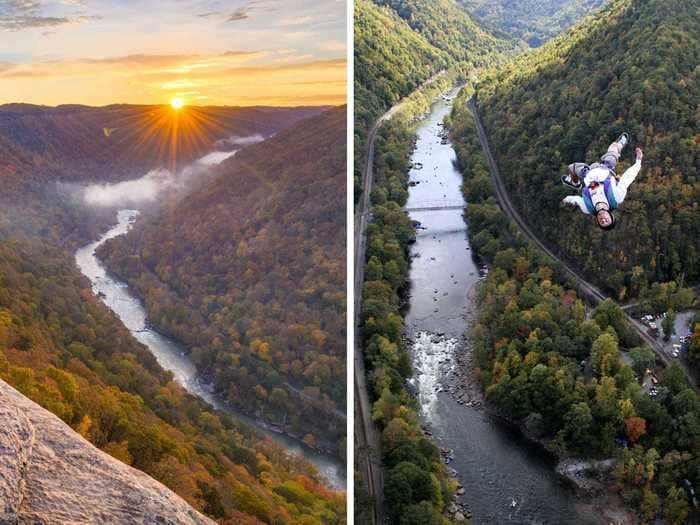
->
[0, 52, 346, 107]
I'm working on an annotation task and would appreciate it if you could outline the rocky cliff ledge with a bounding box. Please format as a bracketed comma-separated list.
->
[0, 379, 214, 525]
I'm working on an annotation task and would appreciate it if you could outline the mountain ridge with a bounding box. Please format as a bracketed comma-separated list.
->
[0, 105, 326, 185]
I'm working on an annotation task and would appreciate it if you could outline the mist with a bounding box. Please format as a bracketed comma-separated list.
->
[83, 169, 178, 207]
[214, 134, 266, 148]
[77, 134, 264, 208]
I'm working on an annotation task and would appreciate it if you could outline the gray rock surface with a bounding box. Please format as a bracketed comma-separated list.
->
[0, 379, 215, 525]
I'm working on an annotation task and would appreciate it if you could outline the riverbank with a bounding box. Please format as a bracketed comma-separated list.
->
[90, 216, 344, 461]
[403, 89, 601, 523]
[75, 210, 345, 489]
[441, 295, 640, 524]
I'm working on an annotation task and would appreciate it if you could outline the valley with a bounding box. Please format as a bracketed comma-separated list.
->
[355, 0, 699, 523]
[76, 210, 345, 488]
[0, 104, 346, 523]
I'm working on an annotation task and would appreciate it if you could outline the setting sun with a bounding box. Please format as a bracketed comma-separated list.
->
[170, 97, 185, 110]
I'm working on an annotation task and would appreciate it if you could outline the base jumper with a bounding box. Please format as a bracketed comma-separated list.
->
[561, 133, 643, 230]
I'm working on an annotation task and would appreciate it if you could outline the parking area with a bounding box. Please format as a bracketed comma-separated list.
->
[637, 310, 696, 360]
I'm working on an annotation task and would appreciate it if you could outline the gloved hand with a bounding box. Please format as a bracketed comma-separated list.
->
[563, 196, 580, 207]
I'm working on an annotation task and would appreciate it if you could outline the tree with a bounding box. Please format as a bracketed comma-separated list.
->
[594, 376, 619, 423]
[662, 310, 676, 341]
[385, 462, 436, 520]
[640, 484, 660, 521]
[197, 480, 228, 520]
[662, 363, 687, 395]
[562, 402, 593, 448]
[624, 417, 646, 444]
[591, 333, 619, 377]
[398, 501, 443, 525]
[664, 485, 689, 525]
[629, 346, 656, 377]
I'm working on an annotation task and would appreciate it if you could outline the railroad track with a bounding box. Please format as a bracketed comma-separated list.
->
[469, 97, 696, 389]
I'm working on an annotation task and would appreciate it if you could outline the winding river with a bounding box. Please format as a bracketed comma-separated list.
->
[75, 209, 345, 489]
[404, 90, 605, 523]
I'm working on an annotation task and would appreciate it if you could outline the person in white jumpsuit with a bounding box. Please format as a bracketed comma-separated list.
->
[562, 134, 643, 230]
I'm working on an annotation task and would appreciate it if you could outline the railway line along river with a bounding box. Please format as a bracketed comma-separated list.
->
[75, 209, 345, 490]
[404, 89, 607, 523]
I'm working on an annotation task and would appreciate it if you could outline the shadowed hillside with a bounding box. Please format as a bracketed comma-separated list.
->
[98, 107, 347, 455]
[354, 0, 520, 198]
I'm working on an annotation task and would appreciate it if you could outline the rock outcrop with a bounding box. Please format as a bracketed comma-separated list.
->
[0, 379, 214, 525]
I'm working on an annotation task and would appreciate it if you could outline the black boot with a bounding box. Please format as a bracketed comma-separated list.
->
[561, 174, 582, 189]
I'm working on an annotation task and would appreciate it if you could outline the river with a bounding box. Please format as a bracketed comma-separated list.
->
[75, 209, 345, 489]
[404, 90, 605, 523]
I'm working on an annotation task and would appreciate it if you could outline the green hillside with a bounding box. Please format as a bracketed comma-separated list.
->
[459, 0, 607, 46]
[472, 0, 699, 300]
[354, 0, 519, 198]
[450, 97, 699, 525]
[354, 0, 448, 172]
[374, 0, 519, 61]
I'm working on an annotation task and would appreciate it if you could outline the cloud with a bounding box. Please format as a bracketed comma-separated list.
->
[0, 15, 67, 30]
[0, 50, 265, 79]
[0, 0, 101, 31]
[0, 51, 348, 105]
[219, 58, 345, 76]
[321, 40, 345, 52]
[278, 15, 315, 26]
[83, 168, 178, 207]
[227, 7, 249, 22]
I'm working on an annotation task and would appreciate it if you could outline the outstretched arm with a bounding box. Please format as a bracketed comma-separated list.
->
[616, 148, 643, 198]
[563, 195, 590, 214]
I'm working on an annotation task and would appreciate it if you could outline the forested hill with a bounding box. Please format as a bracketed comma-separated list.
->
[372, 0, 518, 65]
[0, 105, 324, 185]
[459, 0, 607, 47]
[0, 236, 345, 523]
[98, 107, 347, 454]
[354, 0, 519, 195]
[473, 0, 699, 299]
[354, 0, 448, 139]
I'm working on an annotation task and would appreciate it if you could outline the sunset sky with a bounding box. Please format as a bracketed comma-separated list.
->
[0, 0, 346, 106]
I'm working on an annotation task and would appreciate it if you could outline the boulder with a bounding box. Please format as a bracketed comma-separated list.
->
[0, 380, 213, 525]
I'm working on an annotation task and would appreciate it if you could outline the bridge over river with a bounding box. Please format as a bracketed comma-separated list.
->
[405, 199, 464, 212]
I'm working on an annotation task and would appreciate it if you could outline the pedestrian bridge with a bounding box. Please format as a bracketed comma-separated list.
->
[405, 200, 464, 212]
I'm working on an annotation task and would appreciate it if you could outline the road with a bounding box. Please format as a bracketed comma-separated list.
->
[620, 285, 700, 311]
[468, 97, 697, 389]
[353, 93, 397, 525]
[354, 71, 448, 525]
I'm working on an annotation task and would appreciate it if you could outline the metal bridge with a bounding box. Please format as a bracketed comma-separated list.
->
[405, 200, 464, 212]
